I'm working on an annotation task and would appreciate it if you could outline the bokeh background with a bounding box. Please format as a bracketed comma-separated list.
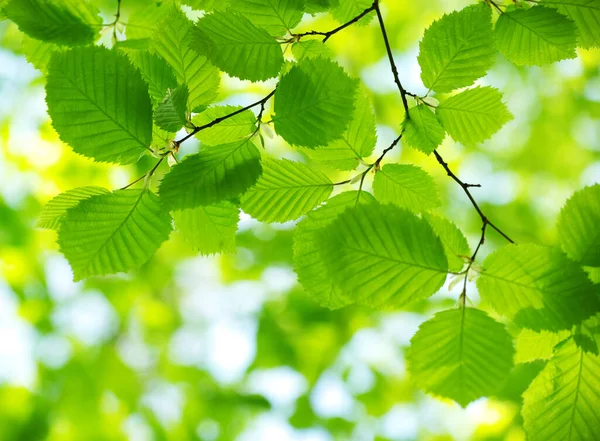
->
[0, 0, 599, 440]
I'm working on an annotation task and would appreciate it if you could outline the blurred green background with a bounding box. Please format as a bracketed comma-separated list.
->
[0, 0, 599, 440]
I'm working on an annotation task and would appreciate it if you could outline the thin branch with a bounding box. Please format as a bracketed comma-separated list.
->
[120, 155, 166, 190]
[111, 0, 122, 44]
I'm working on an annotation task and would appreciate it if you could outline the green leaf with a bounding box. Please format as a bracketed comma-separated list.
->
[154, 86, 189, 133]
[126, 2, 173, 40]
[557, 184, 600, 267]
[477, 244, 600, 331]
[192, 11, 284, 81]
[436, 86, 513, 145]
[408, 307, 514, 407]
[5, 0, 101, 46]
[522, 338, 600, 441]
[191, 106, 257, 145]
[37, 186, 110, 230]
[319, 203, 449, 309]
[294, 191, 376, 309]
[128, 51, 178, 104]
[159, 139, 262, 210]
[274, 58, 358, 147]
[418, 4, 495, 93]
[46, 46, 153, 164]
[542, 0, 600, 48]
[422, 213, 470, 273]
[331, 0, 374, 26]
[227, 0, 304, 36]
[291, 40, 332, 61]
[307, 89, 376, 170]
[21, 35, 60, 74]
[373, 164, 441, 213]
[151, 8, 220, 111]
[494, 5, 578, 66]
[241, 158, 334, 223]
[402, 105, 446, 155]
[58, 189, 172, 281]
[515, 329, 570, 364]
[174, 202, 239, 255]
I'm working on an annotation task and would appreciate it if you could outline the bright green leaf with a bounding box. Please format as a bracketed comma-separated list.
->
[436, 86, 513, 145]
[494, 5, 578, 66]
[542, 0, 600, 48]
[241, 158, 334, 223]
[191, 106, 257, 145]
[227, 0, 304, 36]
[403, 105, 446, 154]
[331, 0, 374, 26]
[515, 329, 570, 364]
[21, 35, 60, 73]
[408, 307, 514, 407]
[422, 213, 471, 273]
[418, 3, 495, 93]
[154, 86, 189, 133]
[292, 40, 332, 61]
[58, 189, 172, 281]
[37, 186, 110, 230]
[128, 51, 178, 104]
[46, 46, 153, 164]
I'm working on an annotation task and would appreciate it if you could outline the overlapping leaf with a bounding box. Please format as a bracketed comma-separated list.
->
[418, 3, 495, 93]
[402, 105, 446, 154]
[154, 86, 189, 133]
[128, 52, 178, 104]
[192, 11, 284, 81]
[37, 186, 110, 230]
[436, 86, 513, 145]
[422, 213, 470, 272]
[226, 0, 304, 36]
[331, 0, 374, 25]
[58, 189, 172, 280]
[46, 46, 153, 164]
[292, 40, 332, 61]
[542, 0, 600, 48]
[477, 244, 600, 330]
[241, 158, 333, 223]
[515, 329, 570, 364]
[191, 106, 257, 146]
[408, 308, 514, 407]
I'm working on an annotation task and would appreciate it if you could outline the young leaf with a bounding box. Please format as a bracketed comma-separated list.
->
[408, 307, 514, 407]
[226, 0, 304, 36]
[422, 213, 471, 273]
[319, 203, 449, 309]
[126, 2, 173, 40]
[373, 164, 441, 213]
[307, 89, 377, 170]
[37, 186, 110, 230]
[402, 105, 446, 154]
[151, 8, 220, 111]
[21, 35, 60, 74]
[514, 329, 570, 364]
[4, 0, 101, 46]
[127, 52, 178, 104]
[331, 0, 374, 25]
[174, 202, 239, 255]
[58, 189, 172, 281]
[542, 0, 600, 49]
[477, 244, 600, 331]
[274, 58, 358, 147]
[294, 191, 376, 310]
[436, 86, 513, 145]
[191, 106, 257, 145]
[46, 46, 153, 164]
[557, 184, 600, 267]
[241, 158, 334, 223]
[494, 5, 578, 66]
[292, 40, 332, 61]
[418, 3, 495, 93]
[522, 338, 600, 441]
[154, 86, 189, 133]
[159, 139, 262, 210]
[192, 11, 284, 81]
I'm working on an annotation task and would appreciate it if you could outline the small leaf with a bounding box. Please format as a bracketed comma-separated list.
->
[191, 106, 257, 145]
[227, 0, 304, 36]
[128, 51, 178, 104]
[402, 105, 446, 155]
[37, 186, 110, 230]
[514, 329, 570, 364]
[154, 86, 189, 133]
[331, 0, 374, 26]
[408, 307, 514, 407]
[422, 213, 471, 273]
[292, 39, 332, 61]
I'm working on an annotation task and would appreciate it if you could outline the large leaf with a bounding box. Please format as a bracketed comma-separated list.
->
[46, 46, 153, 164]
[557, 184, 600, 267]
[542, 0, 600, 48]
[226, 0, 304, 36]
[174, 202, 239, 255]
[273, 57, 358, 148]
[241, 158, 333, 223]
[522, 338, 600, 441]
[37, 186, 110, 230]
[422, 213, 470, 273]
[159, 139, 262, 210]
[294, 191, 376, 310]
[5, 0, 101, 46]
[58, 189, 172, 281]
[477, 244, 600, 330]
[436, 86, 513, 145]
[151, 9, 220, 111]
[128, 52, 178, 104]
[191, 106, 257, 145]
[373, 164, 441, 213]
[494, 5, 578, 66]
[307, 89, 377, 170]
[154, 85, 189, 133]
[408, 307, 514, 407]
[515, 329, 570, 364]
[418, 3, 495, 93]
[319, 203, 449, 309]
[402, 105, 446, 155]
[192, 11, 284, 81]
